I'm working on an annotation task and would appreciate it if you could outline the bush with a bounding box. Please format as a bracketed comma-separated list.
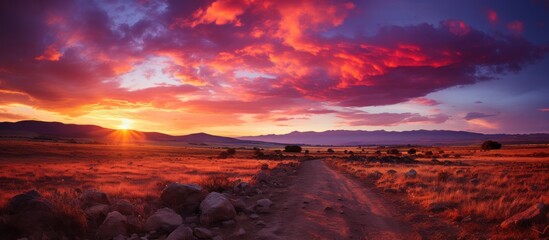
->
[481, 140, 502, 150]
[425, 151, 433, 156]
[437, 171, 452, 182]
[226, 148, 236, 155]
[327, 148, 334, 153]
[407, 148, 417, 155]
[284, 145, 302, 153]
[200, 174, 234, 192]
[387, 149, 400, 155]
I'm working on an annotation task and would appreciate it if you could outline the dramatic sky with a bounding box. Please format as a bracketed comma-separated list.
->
[1, 0, 548, 136]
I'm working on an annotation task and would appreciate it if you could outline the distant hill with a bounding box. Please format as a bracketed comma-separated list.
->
[0, 120, 260, 145]
[239, 130, 549, 146]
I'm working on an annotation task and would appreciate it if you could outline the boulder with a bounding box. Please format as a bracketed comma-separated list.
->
[255, 198, 273, 213]
[386, 169, 397, 175]
[200, 192, 237, 225]
[500, 203, 547, 229]
[161, 183, 204, 214]
[98, 211, 128, 240]
[255, 172, 269, 184]
[81, 190, 110, 208]
[194, 227, 214, 239]
[405, 169, 417, 178]
[113, 199, 136, 216]
[5, 190, 58, 235]
[166, 225, 194, 240]
[145, 208, 183, 232]
[260, 164, 269, 170]
[233, 182, 252, 195]
[85, 204, 110, 225]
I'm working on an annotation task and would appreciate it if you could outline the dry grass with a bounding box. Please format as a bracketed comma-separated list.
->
[327, 144, 549, 239]
[0, 140, 295, 207]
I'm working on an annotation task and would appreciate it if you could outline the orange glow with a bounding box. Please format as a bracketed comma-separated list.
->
[117, 118, 134, 130]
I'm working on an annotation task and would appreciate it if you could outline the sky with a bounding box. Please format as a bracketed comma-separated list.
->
[0, 0, 548, 136]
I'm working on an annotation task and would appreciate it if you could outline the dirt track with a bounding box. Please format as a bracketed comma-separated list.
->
[254, 159, 423, 240]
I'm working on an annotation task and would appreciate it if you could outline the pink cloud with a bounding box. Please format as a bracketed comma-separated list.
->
[507, 20, 524, 34]
[0, 0, 545, 130]
[487, 9, 498, 24]
[337, 111, 450, 126]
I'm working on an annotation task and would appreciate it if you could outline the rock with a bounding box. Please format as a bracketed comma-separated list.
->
[193, 227, 214, 239]
[256, 220, 266, 227]
[127, 233, 140, 240]
[455, 169, 464, 174]
[500, 203, 547, 229]
[260, 164, 269, 170]
[470, 178, 480, 185]
[221, 219, 236, 227]
[98, 211, 128, 240]
[428, 202, 457, 212]
[185, 216, 198, 223]
[255, 172, 270, 184]
[161, 183, 204, 214]
[200, 192, 237, 225]
[234, 228, 246, 237]
[233, 182, 251, 195]
[386, 169, 397, 175]
[113, 235, 125, 240]
[126, 215, 142, 233]
[405, 169, 417, 178]
[145, 208, 183, 232]
[81, 190, 110, 208]
[255, 198, 273, 213]
[5, 190, 60, 237]
[212, 236, 223, 240]
[85, 204, 110, 225]
[230, 198, 248, 213]
[249, 213, 259, 220]
[166, 225, 193, 240]
[113, 199, 136, 216]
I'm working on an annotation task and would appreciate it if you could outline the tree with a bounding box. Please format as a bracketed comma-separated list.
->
[481, 140, 502, 150]
[284, 145, 302, 153]
[304, 149, 309, 155]
[407, 148, 417, 155]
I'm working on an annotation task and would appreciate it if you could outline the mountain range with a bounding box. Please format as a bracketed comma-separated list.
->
[1, 120, 548, 146]
[238, 130, 549, 146]
[0, 120, 258, 145]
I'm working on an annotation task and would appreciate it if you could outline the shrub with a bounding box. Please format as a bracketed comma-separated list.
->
[304, 150, 309, 155]
[226, 148, 236, 155]
[407, 148, 417, 155]
[425, 151, 433, 156]
[437, 171, 452, 182]
[284, 145, 302, 153]
[200, 174, 234, 192]
[327, 148, 334, 153]
[387, 149, 400, 155]
[481, 140, 502, 150]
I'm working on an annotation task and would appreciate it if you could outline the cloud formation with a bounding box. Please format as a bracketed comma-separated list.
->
[0, 0, 547, 133]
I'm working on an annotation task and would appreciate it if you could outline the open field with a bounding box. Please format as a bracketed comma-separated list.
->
[1, 140, 548, 239]
[325, 144, 549, 239]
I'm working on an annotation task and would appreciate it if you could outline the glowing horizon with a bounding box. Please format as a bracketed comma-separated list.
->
[0, 1, 548, 136]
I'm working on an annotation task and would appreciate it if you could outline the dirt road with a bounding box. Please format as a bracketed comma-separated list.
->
[254, 159, 423, 240]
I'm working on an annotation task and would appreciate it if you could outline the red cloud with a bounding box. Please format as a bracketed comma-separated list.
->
[507, 20, 524, 34]
[0, 0, 545, 124]
[487, 9, 498, 24]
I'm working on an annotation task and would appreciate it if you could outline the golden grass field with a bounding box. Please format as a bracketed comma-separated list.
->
[0, 140, 547, 239]
[325, 144, 549, 239]
[0, 140, 292, 208]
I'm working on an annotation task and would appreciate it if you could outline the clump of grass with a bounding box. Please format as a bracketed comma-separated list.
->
[199, 174, 235, 192]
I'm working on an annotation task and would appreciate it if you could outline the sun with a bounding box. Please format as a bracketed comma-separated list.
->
[117, 118, 134, 130]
